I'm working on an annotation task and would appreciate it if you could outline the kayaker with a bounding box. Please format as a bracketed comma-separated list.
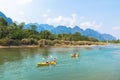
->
[46, 61, 49, 64]
[53, 58, 56, 62]
[73, 53, 79, 57]
[73, 53, 77, 57]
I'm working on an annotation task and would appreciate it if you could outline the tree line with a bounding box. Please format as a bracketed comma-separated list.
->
[0, 17, 99, 46]
[109, 40, 120, 43]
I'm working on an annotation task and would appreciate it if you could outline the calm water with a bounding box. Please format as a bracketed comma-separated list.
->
[0, 45, 120, 80]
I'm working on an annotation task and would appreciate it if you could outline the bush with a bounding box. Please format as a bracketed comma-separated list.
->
[0, 39, 20, 46]
[38, 39, 46, 47]
[21, 38, 38, 45]
[53, 40, 61, 44]
[38, 39, 54, 47]
[63, 41, 71, 45]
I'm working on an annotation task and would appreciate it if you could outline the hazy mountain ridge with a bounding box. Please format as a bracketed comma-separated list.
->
[25, 23, 116, 41]
[0, 11, 116, 41]
[0, 11, 13, 24]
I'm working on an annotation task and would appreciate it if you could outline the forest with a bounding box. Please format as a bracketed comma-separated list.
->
[0, 17, 104, 47]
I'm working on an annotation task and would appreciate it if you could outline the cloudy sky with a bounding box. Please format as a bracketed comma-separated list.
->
[0, 0, 120, 39]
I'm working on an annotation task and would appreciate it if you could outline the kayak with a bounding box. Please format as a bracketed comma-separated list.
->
[37, 62, 49, 66]
[37, 61, 57, 67]
[71, 54, 79, 57]
[49, 61, 57, 65]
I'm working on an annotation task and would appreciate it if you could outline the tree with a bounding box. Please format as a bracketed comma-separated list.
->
[29, 24, 38, 34]
[40, 30, 54, 40]
[18, 22, 25, 30]
[0, 17, 9, 38]
[7, 22, 26, 40]
[0, 17, 8, 26]
[71, 32, 81, 41]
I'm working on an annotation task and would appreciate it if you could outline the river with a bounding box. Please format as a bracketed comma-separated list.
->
[0, 45, 120, 80]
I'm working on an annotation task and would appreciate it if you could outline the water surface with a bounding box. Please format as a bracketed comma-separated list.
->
[0, 45, 120, 80]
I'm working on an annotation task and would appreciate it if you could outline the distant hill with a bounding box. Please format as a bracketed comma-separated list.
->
[0, 11, 116, 41]
[71, 26, 84, 34]
[25, 23, 116, 41]
[0, 11, 13, 24]
[24, 23, 54, 32]
[83, 28, 116, 41]
[51, 25, 72, 34]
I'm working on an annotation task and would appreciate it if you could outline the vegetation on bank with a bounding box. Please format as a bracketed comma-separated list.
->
[0, 17, 105, 47]
[109, 40, 120, 44]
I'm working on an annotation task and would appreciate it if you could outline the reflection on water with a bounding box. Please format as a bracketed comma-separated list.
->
[0, 45, 120, 80]
[0, 49, 23, 65]
[0, 48, 52, 65]
[40, 48, 50, 58]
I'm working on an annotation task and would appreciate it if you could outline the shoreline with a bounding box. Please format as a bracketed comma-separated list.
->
[52, 44, 106, 48]
[0, 44, 106, 49]
[0, 45, 39, 48]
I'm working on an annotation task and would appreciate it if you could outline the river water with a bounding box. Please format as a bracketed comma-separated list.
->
[0, 44, 120, 80]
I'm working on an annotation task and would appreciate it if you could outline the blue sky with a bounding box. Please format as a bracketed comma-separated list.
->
[0, 0, 120, 39]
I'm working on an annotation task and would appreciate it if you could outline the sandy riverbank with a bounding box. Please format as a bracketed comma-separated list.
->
[0, 44, 106, 49]
[0, 45, 39, 48]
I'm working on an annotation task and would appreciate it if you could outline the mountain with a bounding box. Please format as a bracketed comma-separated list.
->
[71, 26, 84, 34]
[25, 23, 116, 41]
[0, 11, 13, 24]
[39, 24, 54, 31]
[83, 29, 116, 41]
[84, 29, 104, 40]
[24, 23, 54, 32]
[51, 25, 72, 34]
[26, 24, 115, 41]
[102, 34, 116, 41]
[0, 11, 116, 41]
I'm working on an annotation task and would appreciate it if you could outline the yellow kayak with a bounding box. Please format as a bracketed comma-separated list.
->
[49, 61, 57, 65]
[37, 62, 49, 66]
[71, 54, 79, 57]
[37, 61, 57, 67]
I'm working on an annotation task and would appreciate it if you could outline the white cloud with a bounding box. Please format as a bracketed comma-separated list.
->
[112, 26, 120, 30]
[16, 0, 32, 5]
[42, 13, 102, 29]
[71, 13, 77, 18]
[0, 0, 3, 2]
[79, 21, 102, 29]
[71, 13, 77, 26]
[42, 14, 48, 17]
[18, 10, 24, 15]
[46, 9, 51, 13]
[45, 14, 77, 27]
[80, 16, 85, 20]
[42, 9, 51, 18]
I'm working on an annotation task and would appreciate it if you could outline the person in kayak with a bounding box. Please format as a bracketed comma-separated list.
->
[46, 61, 49, 64]
[53, 58, 56, 62]
[71, 53, 79, 57]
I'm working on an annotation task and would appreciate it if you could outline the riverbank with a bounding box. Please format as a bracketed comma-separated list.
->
[0, 45, 39, 48]
[0, 41, 106, 48]
[0, 45, 104, 49]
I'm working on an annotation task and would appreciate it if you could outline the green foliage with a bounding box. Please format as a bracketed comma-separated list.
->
[0, 17, 8, 26]
[71, 32, 81, 41]
[109, 40, 120, 43]
[0, 26, 9, 38]
[0, 39, 20, 46]
[9, 29, 25, 39]
[40, 30, 54, 40]
[21, 38, 38, 45]
[0, 17, 9, 38]
[0, 19, 99, 46]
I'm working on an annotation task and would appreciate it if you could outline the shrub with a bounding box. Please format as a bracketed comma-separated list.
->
[0, 39, 20, 46]
[53, 40, 61, 44]
[21, 38, 38, 45]
[38, 39, 54, 47]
